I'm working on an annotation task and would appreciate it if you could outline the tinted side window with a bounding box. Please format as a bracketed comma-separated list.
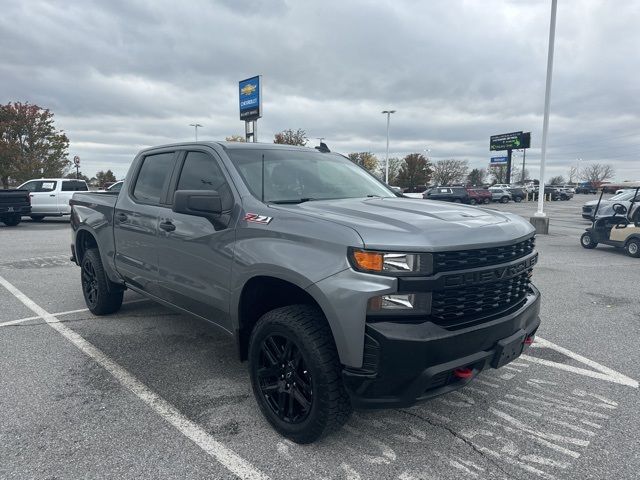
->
[177, 151, 234, 211]
[62, 180, 88, 191]
[133, 152, 175, 204]
[177, 152, 226, 191]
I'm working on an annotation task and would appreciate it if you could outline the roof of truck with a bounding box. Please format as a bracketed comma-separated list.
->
[140, 141, 317, 153]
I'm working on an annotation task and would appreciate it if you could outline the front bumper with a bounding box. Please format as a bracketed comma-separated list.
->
[343, 285, 540, 409]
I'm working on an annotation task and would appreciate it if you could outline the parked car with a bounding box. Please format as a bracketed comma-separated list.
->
[466, 188, 492, 205]
[0, 189, 31, 226]
[492, 184, 511, 189]
[70, 141, 541, 443]
[423, 186, 469, 203]
[576, 183, 598, 194]
[488, 187, 512, 203]
[18, 178, 88, 221]
[582, 190, 640, 220]
[530, 186, 561, 201]
[507, 187, 526, 203]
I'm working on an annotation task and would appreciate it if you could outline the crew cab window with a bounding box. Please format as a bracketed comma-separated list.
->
[176, 151, 234, 211]
[62, 180, 88, 191]
[21, 180, 57, 192]
[133, 152, 175, 204]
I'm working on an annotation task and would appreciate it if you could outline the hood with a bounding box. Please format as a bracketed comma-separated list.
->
[584, 199, 610, 208]
[275, 197, 534, 251]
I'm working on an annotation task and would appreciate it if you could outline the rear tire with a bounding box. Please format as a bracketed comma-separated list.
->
[2, 215, 21, 226]
[469, 198, 477, 205]
[81, 248, 124, 315]
[581, 232, 598, 249]
[625, 239, 640, 258]
[248, 305, 352, 444]
[500, 196, 509, 203]
[30, 215, 45, 222]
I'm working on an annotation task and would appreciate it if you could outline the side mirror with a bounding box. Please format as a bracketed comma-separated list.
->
[173, 190, 222, 221]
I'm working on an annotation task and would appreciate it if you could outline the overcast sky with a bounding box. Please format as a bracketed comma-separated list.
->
[1, 0, 638, 181]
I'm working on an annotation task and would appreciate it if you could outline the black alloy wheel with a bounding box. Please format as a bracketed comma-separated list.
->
[82, 259, 99, 308]
[257, 334, 313, 424]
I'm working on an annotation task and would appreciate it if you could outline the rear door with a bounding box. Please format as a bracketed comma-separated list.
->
[113, 150, 178, 296]
[156, 148, 238, 331]
[60, 180, 88, 214]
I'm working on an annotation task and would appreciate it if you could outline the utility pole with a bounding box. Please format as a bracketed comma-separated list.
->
[189, 123, 203, 142]
[382, 110, 396, 184]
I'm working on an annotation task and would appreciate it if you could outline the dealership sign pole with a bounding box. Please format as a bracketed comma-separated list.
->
[239, 76, 262, 143]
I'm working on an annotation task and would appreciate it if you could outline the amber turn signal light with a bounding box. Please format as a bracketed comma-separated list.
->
[352, 250, 383, 272]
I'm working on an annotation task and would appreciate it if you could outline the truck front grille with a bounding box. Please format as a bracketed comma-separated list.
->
[430, 270, 531, 328]
[433, 237, 535, 274]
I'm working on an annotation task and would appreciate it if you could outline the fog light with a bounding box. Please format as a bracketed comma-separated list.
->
[367, 292, 431, 316]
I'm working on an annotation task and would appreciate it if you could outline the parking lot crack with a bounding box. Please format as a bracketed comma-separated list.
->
[397, 408, 519, 479]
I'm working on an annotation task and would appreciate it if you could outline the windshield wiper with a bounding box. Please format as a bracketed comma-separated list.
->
[269, 198, 316, 204]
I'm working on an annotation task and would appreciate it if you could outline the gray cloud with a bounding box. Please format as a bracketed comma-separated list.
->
[1, 0, 638, 181]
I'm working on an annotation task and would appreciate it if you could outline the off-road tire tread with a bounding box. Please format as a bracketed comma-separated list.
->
[249, 304, 352, 443]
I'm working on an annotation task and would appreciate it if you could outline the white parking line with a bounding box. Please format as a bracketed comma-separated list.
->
[0, 274, 269, 480]
[0, 299, 148, 327]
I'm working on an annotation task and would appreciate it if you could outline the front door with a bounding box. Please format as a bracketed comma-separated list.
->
[113, 151, 177, 296]
[157, 149, 237, 332]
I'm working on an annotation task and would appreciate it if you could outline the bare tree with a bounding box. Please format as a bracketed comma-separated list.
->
[432, 159, 469, 186]
[347, 152, 378, 174]
[513, 168, 530, 184]
[490, 166, 508, 184]
[376, 157, 402, 184]
[567, 165, 578, 184]
[548, 175, 565, 185]
[580, 163, 615, 184]
[273, 128, 308, 146]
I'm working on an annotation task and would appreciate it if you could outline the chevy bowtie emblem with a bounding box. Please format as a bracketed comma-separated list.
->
[241, 84, 257, 96]
[245, 213, 272, 225]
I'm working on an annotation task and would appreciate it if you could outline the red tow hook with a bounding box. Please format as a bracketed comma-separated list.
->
[524, 335, 534, 346]
[453, 367, 474, 379]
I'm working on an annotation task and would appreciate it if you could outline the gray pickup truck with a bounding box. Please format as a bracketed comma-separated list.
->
[70, 142, 540, 443]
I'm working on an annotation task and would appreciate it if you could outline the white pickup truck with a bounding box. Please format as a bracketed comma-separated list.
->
[18, 178, 89, 221]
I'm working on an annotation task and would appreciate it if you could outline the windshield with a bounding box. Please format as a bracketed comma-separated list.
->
[610, 190, 635, 201]
[225, 148, 394, 203]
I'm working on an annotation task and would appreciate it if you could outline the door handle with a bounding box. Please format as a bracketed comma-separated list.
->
[115, 212, 128, 222]
[159, 221, 176, 232]
[49, 194, 56, 197]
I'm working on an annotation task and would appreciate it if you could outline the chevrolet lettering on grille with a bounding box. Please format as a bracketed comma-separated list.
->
[442, 254, 538, 288]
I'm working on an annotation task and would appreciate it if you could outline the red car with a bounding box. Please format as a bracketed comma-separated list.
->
[466, 188, 492, 205]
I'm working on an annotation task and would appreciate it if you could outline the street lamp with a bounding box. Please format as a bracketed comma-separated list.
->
[382, 110, 396, 184]
[189, 123, 203, 142]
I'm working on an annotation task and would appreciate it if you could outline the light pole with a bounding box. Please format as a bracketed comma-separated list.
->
[382, 110, 396, 184]
[535, 0, 558, 219]
[189, 123, 203, 142]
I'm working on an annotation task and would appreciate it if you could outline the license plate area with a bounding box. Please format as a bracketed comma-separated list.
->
[491, 329, 526, 369]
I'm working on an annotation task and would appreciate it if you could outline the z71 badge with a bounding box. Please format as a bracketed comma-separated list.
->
[244, 213, 273, 225]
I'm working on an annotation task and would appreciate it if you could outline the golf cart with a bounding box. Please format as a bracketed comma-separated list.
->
[580, 185, 640, 258]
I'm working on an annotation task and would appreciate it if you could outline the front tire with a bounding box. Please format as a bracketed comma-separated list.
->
[2, 215, 21, 226]
[248, 305, 352, 444]
[581, 232, 598, 249]
[81, 248, 124, 315]
[501, 196, 509, 203]
[626, 239, 640, 258]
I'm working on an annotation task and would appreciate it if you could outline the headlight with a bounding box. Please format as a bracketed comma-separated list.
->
[349, 248, 432, 276]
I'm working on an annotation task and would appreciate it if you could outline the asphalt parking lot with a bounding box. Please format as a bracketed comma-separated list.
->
[1, 195, 639, 480]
